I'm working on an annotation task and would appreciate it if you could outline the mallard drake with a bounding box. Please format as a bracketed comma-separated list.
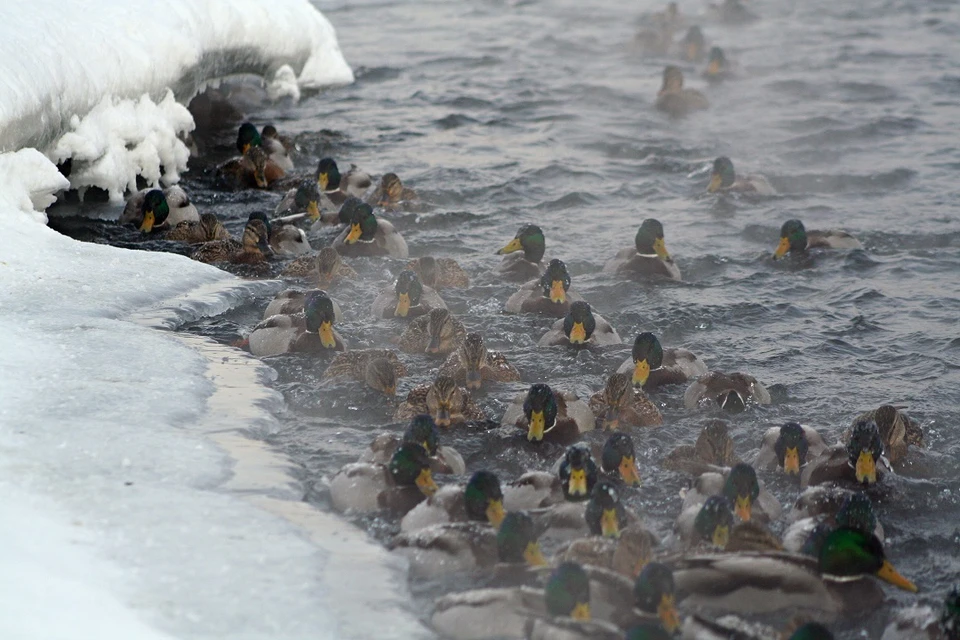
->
[617, 332, 708, 391]
[683, 371, 772, 413]
[601, 433, 642, 487]
[281, 246, 360, 282]
[360, 414, 466, 476]
[663, 420, 740, 476]
[505, 259, 584, 318]
[557, 523, 655, 579]
[677, 26, 706, 62]
[321, 349, 406, 396]
[315, 157, 373, 207]
[439, 332, 521, 390]
[190, 218, 271, 265]
[262, 288, 344, 322]
[501, 383, 595, 444]
[588, 373, 663, 430]
[783, 489, 883, 554]
[586, 481, 639, 539]
[755, 422, 828, 475]
[707, 156, 776, 195]
[847, 405, 923, 465]
[329, 442, 438, 514]
[495, 224, 546, 281]
[275, 179, 321, 220]
[540, 301, 622, 347]
[400, 469, 506, 533]
[163, 213, 231, 244]
[702, 46, 730, 81]
[246, 211, 310, 257]
[121, 186, 200, 232]
[216, 145, 282, 189]
[800, 418, 889, 489]
[881, 585, 960, 640]
[558, 443, 600, 502]
[393, 375, 486, 426]
[773, 219, 862, 260]
[248, 290, 346, 356]
[406, 256, 469, 289]
[676, 494, 735, 549]
[398, 308, 467, 355]
[371, 269, 447, 319]
[655, 66, 709, 116]
[708, 0, 758, 25]
[332, 198, 409, 258]
[236, 121, 294, 172]
[603, 219, 682, 281]
[368, 172, 420, 211]
[681, 463, 782, 523]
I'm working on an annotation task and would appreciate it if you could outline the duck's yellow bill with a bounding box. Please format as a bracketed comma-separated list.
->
[318, 321, 336, 349]
[549, 279, 566, 304]
[633, 359, 651, 386]
[735, 495, 753, 522]
[653, 237, 671, 261]
[707, 173, 723, 193]
[241, 143, 251, 154]
[784, 446, 801, 474]
[856, 451, 877, 484]
[486, 499, 505, 528]
[307, 200, 320, 221]
[601, 508, 621, 539]
[707, 59, 722, 76]
[569, 321, 587, 344]
[568, 468, 588, 497]
[619, 456, 642, 486]
[139, 210, 155, 233]
[773, 237, 791, 260]
[658, 594, 681, 633]
[345, 223, 363, 243]
[395, 293, 411, 317]
[571, 602, 591, 621]
[527, 410, 546, 441]
[524, 542, 548, 567]
[876, 560, 918, 593]
[496, 237, 523, 255]
[712, 524, 730, 548]
[416, 468, 438, 496]
[318, 172, 329, 191]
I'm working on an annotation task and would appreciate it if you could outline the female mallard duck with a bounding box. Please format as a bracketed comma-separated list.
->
[398, 308, 467, 355]
[495, 224, 546, 281]
[663, 420, 740, 476]
[368, 172, 420, 211]
[282, 246, 359, 282]
[773, 219, 862, 260]
[262, 288, 344, 322]
[393, 375, 486, 426]
[655, 66, 709, 116]
[371, 269, 447, 319]
[683, 371, 772, 413]
[321, 349, 406, 396]
[681, 463, 782, 523]
[617, 332, 708, 390]
[707, 157, 776, 195]
[329, 442, 439, 515]
[246, 211, 310, 257]
[881, 585, 960, 640]
[603, 219, 682, 281]
[190, 218, 271, 265]
[702, 46, 730, 82]
[505, 259, 584, 318]
[248, 290, 346, 356]
[755, 422, 828, 475]
[236, 122, 294, 172]
[400, 469, 506, 533]
[588, 373, 663, 430]
[600, 433, 643, 487]
[121, 186, 200, 232]
[557, 523, 656, 579]
[216, 145, 281, 190]
[539, 301, 622, 347]
[800, 418, 889, 489]
[361, 414, 466, 476]
[163, 213, 231, 244]
[332, 198, 409, 258]
[439, 332, 521, 390]
[406, 256, 469, 289]
[677, 26, 706, 62]
[501, 383, 595, 445]
[315, 157, 373, 207]
[783, 489, 883, 554]
[847, 405, 923, 465]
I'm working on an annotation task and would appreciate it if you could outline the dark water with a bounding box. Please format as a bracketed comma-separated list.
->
[49, 0, 960, 636]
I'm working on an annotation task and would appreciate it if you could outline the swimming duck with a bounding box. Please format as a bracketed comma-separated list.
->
[557, 523, 655, 579]
[847, 404, 923, 465]
[315, 157, 373, 207]
[400, 469, 506, 533]
[260, 124, 296, 155]
[406, 256, 470, 289]
[677, 26, 706, 62]
[702, 46, 730, 82]
[586, 480, 638, 539]
[398, 308, 467, 355]
[800, 418, 889, 489]
[371, 269, 447, 319]
[216, 145, 281, 189]
[588, 373, 663, 430]
[360, 414, 466, 476]
[190, 218, 271, 265]
[245, 211, 310, 256]
[121, 186, 200, 232]
[505, 259, 584, 318]
[603, 219, 682, 281]
[332, 198, 409, 258]
[539, 301, 622, 347]
[706, 156, 776, 195]
[262, 288, 344, 322]
[504, 443, 601, 511]
[368, 172, 420, 211]
[643, 1, 685, 31]
[617, 332, 708, 390]
[755, 422, 828, 475]
[163, 213, 231, 244]
[329, 442, 439, 515]
[676, 494, 735, 549]
[663, 420, 740, 476]
[321, 349, 407, 396]
[708, 0, 758, 25]
[236, 121, 294, 172]
[683, 371, 772, 413]
[601, 433, 643, 487]
[655, 66, 709, 116]
[248, 290, 346, 356]
[438, 332, 521, 390]
[274, 179, 321, 220]
[559, 443, 601, 502]
[501, 383, 595, 445]
[681, 462, 782, 523]
[881, 584, 960, 640]
[773, 219, 863, 260]
[783, 489, 883, 554]
[495, 224, 546, 281]
[393, 375, 486, 427]
[281, 246, 360, 282]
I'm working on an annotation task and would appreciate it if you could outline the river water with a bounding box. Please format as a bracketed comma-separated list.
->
[49, 0, 960, 636]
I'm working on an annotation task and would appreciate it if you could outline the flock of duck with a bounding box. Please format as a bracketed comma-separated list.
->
[107, 4, 960, 640]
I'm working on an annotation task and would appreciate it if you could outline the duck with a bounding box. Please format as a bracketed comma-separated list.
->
[501, 383, 595, 445]
[783, 489, 883, 554]
[321, 349, 407, 396]
[329, 442, 439, 515]
[683, 371, 772, 413]
[438, 332, 521, 390]
[586, 481, 641, 539]
[755, 422, 828, 475]
[400, 469, 506, 533]
[393, 375, 486, 427]
[600, 433, 643, 487]
[681, 462, 782, 523]
[406, 256, 469, 289]
[216, 145, 281, 190]
[603, 219, 682, 281]
[708, 0, 758, 25]
[121, 186, 200, 232]
[617, 332, 708, 390]
[274, 179, 321, 220]
[642, 1, 685, 31]
[368, 172, 420, 211]
[315, 157, 373, 207]
[654, 66, 708, 116]
[539, 301, 622, 347]
[800, 418, 890, 489]
[281, 246, 359, 282]
[677, 26, 706, 62]
[398, 308, 467, 355]
[332, 198, 409, 258]
[707, 156, 776, 196]
[246, 211, 310, 256]
[848, 404, 923, 465]
[236, 121, 294, 172]
[262, 288, 344, 322]
[248, 290, 346, 356]
[682, 617, 828, 640]
[676, 494, 735, 549]
[360, 414, 466, 476]
[588, 373, 663, 430]
[881, 585, 960, 640]
[663, 420, 740, 476]
[190, 218, 271, 265]
[371, 269, 447, 319]
[162, 213, 231, 244]
[773, 219, 863, 260]
[505, 259, 584, 318]
[495, 224, 546, 281]
[557, 523, 656, 579]
[702, 46, 730, 82]
[558, 443, 601, 502]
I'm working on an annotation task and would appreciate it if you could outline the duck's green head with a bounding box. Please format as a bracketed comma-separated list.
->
[393, 270, 424, 317]
[602, 432, 641, 487]
[818, 527, 917, 592]
[942, 584, 960, 639]
[634, 562, 680, 633]
[787, 622, 835, 640]
[403, 415, 439, 456]
[364, 358, 397, 396]
[236, 122, 262, 154]
[545, 562, 591, 620]
[388, 443, 438, 496]
[138, 189, 170, 233]
[635, 219, 671, 261]
[723, 463, 761, 522]
[694, 495, 733, 548]
[586, 480, 626, 539]
[774, 219, 808, 260]
[294, 180, 321, 220]
[708, 156, 736, 192]
[344, 200, 378, 244]
[496, 224, 545, 262]
[706, 47, 727, 76]
[836, 492, 877, 535]
[464, 470, 505, 527]
[630, 332, 664, 387]
[847, 418, 884, 484]
[624, 624, 673, 640]
[316, 157, 342, 191]
[522, 383, 558, 442]
[562, 301, 596, 345]
[717, 389, 746, 413]
[303, 290, 338, 349]
[599, 373, 632, 430]
[539, 258, 572, 303]
[459, 333, 487, 390]
[559, 443, 598, 501]
[775, 422, 810, 475]
[496, 511, 547, 566]
[660, 65, 684, 94]
[680, 26, 705, 61]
